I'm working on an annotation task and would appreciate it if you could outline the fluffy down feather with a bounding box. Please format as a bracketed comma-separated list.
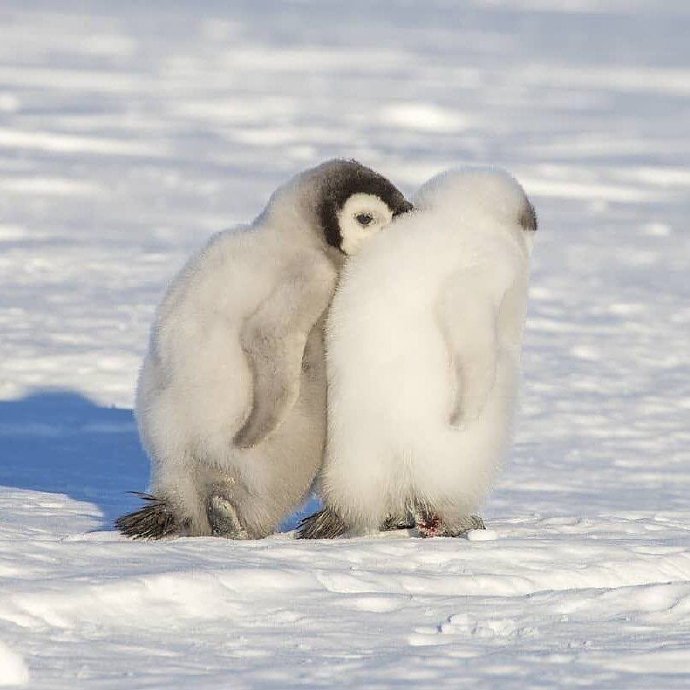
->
[119, 159, 411, 539]
[315, 168, 536, 536]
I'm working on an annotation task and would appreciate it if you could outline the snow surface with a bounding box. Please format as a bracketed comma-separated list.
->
[1, 0, 689, 687]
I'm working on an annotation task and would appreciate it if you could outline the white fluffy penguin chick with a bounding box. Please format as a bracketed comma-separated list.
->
[300, 168, 537, 539]
[116, 159, 412, 540]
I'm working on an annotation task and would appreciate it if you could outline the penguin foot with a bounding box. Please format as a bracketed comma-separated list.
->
[381, 513, 416, 531]
[207, 495, 249, 539]
[448, 514, 486, 537]
[115, 492, 180, 540]
[416, 512, 444, 538]
[414, 510, 486, 538]
[297, 507, 349, 539]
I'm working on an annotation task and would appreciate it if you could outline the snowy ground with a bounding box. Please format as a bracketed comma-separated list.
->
[1, 0, 689, 687]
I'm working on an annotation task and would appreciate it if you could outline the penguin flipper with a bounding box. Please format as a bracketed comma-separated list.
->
[233, 328, 304, 448]
[439, 272, 499, 426]
[234, 258, 334, 449]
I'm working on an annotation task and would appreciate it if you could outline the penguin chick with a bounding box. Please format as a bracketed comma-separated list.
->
[116, 160, 412, 540]
[300, 168, 536, 539]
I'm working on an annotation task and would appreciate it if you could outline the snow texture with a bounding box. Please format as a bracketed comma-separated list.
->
[0, 641, 29, 687]
[0, 0, 689, 688]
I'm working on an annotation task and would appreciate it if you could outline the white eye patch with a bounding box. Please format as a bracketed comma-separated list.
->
[337, 193, 395, 255]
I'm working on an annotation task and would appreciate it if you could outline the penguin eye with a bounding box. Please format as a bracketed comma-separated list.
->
[355, 213, 374, 227]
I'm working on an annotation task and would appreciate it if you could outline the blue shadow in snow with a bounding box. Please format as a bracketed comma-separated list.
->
[0, 390, 148, 529]
[0, 390, 321, 533]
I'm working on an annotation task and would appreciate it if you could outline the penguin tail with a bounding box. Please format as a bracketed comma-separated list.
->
[296, 507, 349, 539]
[115, 492, 179, 540]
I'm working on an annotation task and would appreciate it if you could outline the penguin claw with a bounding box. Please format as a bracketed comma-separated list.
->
[464, 514, 486, 532]
[297, 507, 349, 539]
[381, 514, 416, 531]
[115, 492, 180, 540]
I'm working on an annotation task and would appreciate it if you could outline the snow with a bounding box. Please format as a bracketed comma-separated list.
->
[0, 0, 689, 687]
[0, 641, 29, 687]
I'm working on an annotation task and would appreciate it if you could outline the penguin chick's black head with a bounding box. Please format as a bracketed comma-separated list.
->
[316, 160, 412, 253]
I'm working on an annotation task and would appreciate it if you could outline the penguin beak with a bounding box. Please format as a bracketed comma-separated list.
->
[394, 200, 414, 217]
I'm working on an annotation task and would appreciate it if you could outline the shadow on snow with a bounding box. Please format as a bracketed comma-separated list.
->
[0, 390, 147, 529]
[0, 389, 319, 534]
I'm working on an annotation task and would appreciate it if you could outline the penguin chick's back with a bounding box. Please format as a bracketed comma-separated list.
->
[321, 169, 534, 530]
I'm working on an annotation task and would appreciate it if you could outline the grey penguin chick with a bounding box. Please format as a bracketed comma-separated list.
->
[116, 160, 412, 539]
[299, 168, 536, 539]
